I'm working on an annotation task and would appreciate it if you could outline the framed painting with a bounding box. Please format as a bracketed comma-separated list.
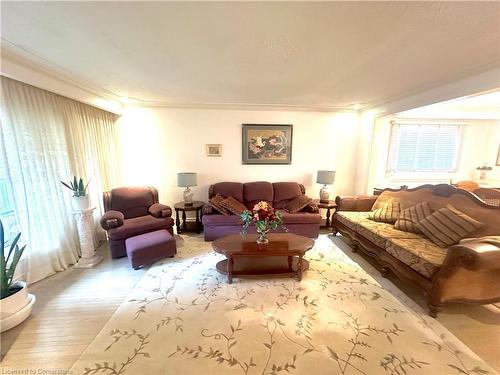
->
[242, 124, 293, 164]
[206, 144, 222, 157]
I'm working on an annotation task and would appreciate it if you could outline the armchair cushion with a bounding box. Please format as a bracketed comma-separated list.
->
[107, 215, 174, 240]
[100, 210, 124, 230]
[149, 203, 172, 218]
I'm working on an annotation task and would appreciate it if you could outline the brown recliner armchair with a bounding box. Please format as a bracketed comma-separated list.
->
[100, 186, 174, 258]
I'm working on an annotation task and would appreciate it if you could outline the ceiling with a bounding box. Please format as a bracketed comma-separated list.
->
[2, 1, 500, 110]
[398, 90, 500, 120]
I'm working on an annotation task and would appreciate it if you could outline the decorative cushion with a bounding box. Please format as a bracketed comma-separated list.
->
[209, 194, 231, 215]
[416, 204, 484, 247]
[284, 195, 311, 213]
[368, 202, 401, 224]
[394, 202, 432, 233]
[219, 196, 248, 215]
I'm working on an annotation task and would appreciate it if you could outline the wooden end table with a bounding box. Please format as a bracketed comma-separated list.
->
[313, 199, 337, 228]
[174, 201, 204, 234]
[212, 233, 314, 283]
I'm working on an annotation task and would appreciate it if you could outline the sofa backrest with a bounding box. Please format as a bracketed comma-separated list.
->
[209, 182, 244, 202]
[373, 184, 500, 237]
[208, 181, 306, 209]
[273, 182, 305, 209]
[243, 181, 274, 209]
[103, 186, 158, 219]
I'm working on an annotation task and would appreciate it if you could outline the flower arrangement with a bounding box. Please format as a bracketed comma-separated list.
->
[240, 201, 286, 244]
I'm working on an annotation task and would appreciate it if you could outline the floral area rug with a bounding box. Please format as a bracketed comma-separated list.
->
[71, 235, 496, 375]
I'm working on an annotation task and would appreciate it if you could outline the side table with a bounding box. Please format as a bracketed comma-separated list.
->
[313, 199, 337, 228]
[174, 201, 204, 234]
[71, 207, 103, 268]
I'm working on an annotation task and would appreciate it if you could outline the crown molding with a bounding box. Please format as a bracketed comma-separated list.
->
[126, 99, 356, 113]
[1, 38, 123, 114]
[363, 65, 500, 119]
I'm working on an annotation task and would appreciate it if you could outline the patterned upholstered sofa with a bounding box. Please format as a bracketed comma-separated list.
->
[332, 184, 500, 317]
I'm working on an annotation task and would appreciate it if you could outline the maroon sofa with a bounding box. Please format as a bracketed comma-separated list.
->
[202, 181, 321, 241]
[100, 186, 174, 258]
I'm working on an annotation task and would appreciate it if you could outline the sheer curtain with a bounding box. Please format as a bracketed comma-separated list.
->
[0, 76, 121, 284]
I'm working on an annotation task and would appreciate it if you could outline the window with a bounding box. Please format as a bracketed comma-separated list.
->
[387, 123, 462, 173]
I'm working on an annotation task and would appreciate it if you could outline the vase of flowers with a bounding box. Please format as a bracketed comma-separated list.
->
[240, 201, 285, 244]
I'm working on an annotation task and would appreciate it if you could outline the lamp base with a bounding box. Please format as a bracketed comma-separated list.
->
[319, 186, 330, 203]
[183, 187, 194, 205]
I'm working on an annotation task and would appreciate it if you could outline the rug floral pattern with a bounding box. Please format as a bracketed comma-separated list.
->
[71, 235, 496, 375]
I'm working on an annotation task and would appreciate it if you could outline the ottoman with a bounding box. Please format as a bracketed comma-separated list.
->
[125, 230, 176, 269]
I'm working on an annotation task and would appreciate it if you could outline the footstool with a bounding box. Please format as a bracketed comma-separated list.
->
[125, 230, 176, 269]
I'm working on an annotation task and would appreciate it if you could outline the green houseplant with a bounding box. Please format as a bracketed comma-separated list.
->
[0, 219, 26, 299]
[61, 176, 91, 211]
[0, 219, 35, 332]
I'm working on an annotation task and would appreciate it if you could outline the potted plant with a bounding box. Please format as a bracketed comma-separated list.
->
[0, 219, 35, 332]
[476, 165, 492, 180]
[240, 201, 286, 244]
[61, 176, 90, 211]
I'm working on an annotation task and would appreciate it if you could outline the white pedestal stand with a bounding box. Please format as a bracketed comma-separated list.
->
[71, 207, 103, 268]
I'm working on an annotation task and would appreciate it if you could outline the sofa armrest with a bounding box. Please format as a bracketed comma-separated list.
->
[100, 210, 124, 230]
[335, 195, 377, 212]
[444, 241, 500, 271]
[149, 203, 172, 218]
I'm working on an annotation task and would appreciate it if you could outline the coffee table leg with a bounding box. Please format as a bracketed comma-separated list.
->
[227, 256, 233, 284]
[287, 256, 293, 271]
[297, 255, 303, 281]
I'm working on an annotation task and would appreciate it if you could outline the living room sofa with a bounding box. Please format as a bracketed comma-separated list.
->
[332, 184, 500, 317]
[202, 181, 321, 241]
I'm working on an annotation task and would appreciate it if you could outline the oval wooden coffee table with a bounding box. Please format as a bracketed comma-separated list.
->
[212, 233, 315, 283]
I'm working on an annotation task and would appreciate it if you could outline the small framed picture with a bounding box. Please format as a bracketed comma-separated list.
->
[206, 144, 222, 157]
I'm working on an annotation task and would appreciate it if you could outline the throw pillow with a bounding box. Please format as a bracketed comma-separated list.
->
[394, 201, 432, 233]
[368, 202, 401, 224]
[284, 195, 312, 213]
[219, 196, 248, 215]
[209, 194, 231, 216]
[416, 204, 484, 247]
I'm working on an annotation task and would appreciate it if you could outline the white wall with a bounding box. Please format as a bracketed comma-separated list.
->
[116, 106, 361, 206]
[366, 118, 500, 191]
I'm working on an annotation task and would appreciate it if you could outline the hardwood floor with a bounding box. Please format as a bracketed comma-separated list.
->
[1, 232, 499, 372]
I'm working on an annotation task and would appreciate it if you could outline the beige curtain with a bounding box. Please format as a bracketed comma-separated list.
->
[0, 76, 121, 284]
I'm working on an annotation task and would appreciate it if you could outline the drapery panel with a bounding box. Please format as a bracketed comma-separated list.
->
[0, 76, 121, 284]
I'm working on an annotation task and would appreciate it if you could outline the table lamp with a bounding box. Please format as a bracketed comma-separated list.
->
[316, 170, 335, 203]
[177, 172, 197, 205]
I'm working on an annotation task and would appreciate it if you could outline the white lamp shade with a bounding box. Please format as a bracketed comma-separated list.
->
[177, 172, 197, 187]
[316, 170, 335, 185]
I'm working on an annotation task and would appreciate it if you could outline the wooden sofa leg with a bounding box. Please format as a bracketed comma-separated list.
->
[380, 266, 390, 278]
[428, 303, 442, 318]
[351, 244, 358, 253]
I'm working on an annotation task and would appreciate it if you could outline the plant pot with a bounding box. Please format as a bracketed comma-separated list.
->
[71, 195, 89, 211]
[0, 281, 35, 332]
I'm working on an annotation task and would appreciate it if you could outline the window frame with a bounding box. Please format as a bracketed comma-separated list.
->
[385, 121, 464, 175]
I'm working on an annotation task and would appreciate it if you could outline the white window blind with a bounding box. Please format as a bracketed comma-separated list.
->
[387, 123, 462, 173]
